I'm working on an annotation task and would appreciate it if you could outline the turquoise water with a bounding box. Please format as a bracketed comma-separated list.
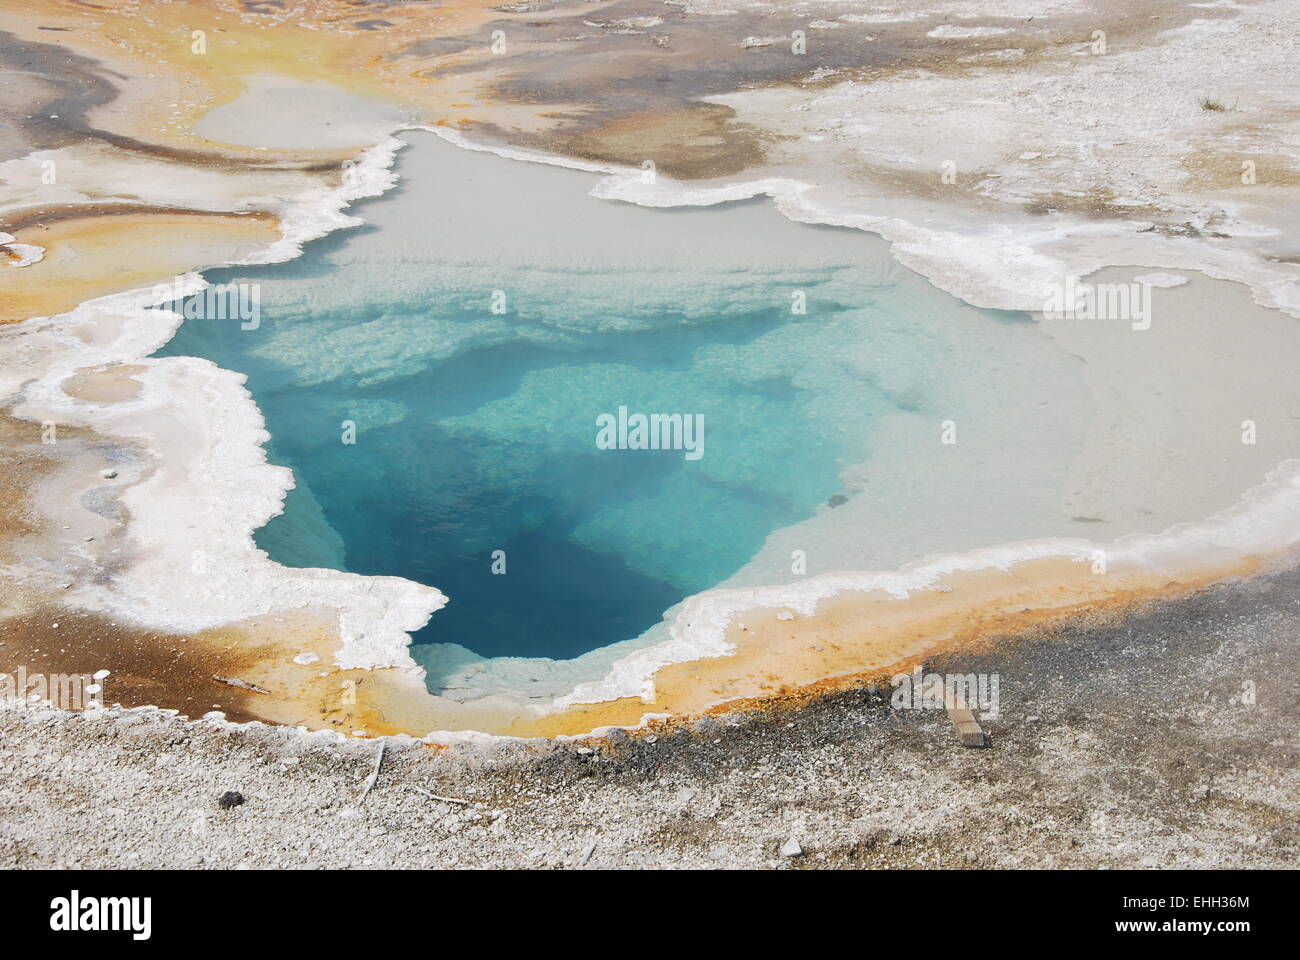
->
[156, 133, 1072, 670]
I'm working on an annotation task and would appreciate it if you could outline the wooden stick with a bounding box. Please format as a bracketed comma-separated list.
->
[358, 743, 385, 801]
[944, 693, 988, 748]
[211, 675, 270, 695]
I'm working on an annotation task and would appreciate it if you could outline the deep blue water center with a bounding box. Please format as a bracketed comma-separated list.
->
[156, 134, 955, 662]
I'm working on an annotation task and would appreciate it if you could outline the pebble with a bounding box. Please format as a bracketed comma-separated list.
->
[781, 837, 803, 857]
[603, 727, 631, 747]
[693, 716, 723, 736]
[217, 791, 245, 809]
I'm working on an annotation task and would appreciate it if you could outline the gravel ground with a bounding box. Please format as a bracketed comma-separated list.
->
[2, 563, 1297, 870]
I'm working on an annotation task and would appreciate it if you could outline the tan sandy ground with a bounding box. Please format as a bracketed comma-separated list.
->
[3, 556, 1297, 869]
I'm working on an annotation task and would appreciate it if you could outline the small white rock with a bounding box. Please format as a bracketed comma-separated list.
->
[781, 838, 803, 858]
